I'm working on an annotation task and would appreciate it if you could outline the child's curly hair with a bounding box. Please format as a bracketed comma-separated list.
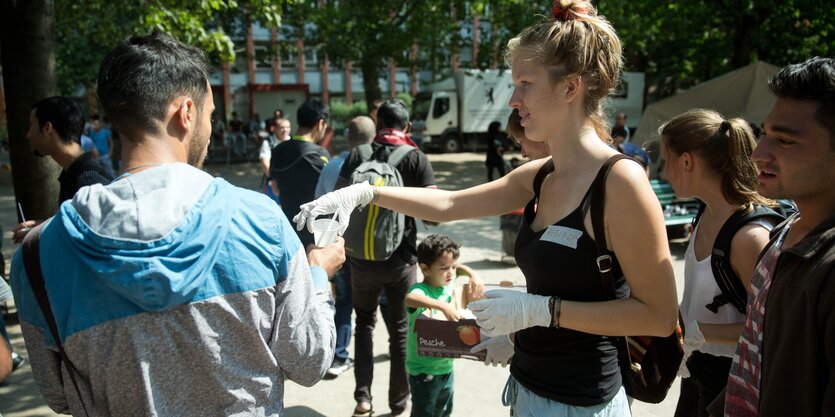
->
[417, 234, 461, 265]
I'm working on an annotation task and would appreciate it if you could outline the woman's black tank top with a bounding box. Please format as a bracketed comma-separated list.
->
[510, 157, 629, 406]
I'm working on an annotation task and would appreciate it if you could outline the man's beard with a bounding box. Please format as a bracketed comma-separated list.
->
[187, 131, 209, 169]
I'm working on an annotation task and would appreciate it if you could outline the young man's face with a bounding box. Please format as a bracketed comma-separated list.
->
[188, 84, 215, 168]
[420, 251, 457, 288]
[753, 98, 835, 204]
[26, 110, 49, 157]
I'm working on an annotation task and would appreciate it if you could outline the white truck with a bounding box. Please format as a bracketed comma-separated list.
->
[415, 69, 644, 153]
[417, 69, 514, 153]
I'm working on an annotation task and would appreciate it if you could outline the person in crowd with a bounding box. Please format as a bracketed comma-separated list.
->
[258, 117, 291, 204]
[611, 111, 630, 143]
[80, 132, 98, 159]
[720, 56, 835, 417]
[12, 97, 113, 244]
[506, 109, 549, 161]
[315, 116, 376, 379]
[271, 108, 284, 132]
[10, 32, 343, 416]
[275, 117, 292, 142]
[295, 3, 678, 416]
[250, 113, 265, 139]
[336, 98, 436, 417]
[228, 111, 245, 157]
[405, 234, 483, 417]
[270, 100, 330, 247]
[88, 113, 115, 177]
[658, 109, 777, 417]
[485, 121, 509, 182]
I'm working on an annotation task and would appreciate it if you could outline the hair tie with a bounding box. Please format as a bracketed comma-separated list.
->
[553, 2, 586, 22]
[719, 120, 731, 137]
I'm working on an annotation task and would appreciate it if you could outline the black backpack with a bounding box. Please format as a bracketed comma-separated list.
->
[692, 203, 790, 314]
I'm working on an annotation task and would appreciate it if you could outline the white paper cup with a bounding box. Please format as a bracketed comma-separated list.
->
[312, 218, 340, 247]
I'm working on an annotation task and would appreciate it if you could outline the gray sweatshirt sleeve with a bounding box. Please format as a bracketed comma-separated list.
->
[10, 254, 71, 414]
[19, 323, 72, 414]
[270, 216, 336, 387]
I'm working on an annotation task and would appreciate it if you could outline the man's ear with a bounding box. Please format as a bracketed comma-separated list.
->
[316, 118, 327, 133]
[176, 98, 195, 133]
[41, 121, 53, 135]
[564, 75, 582, 103]
[404, 122, 412, 134]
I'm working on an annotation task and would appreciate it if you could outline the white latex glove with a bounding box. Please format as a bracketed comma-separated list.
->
[471, 334, 514, 367]
[468, 289, 551, 337]
[683, 320, 706, 356]
[294, 183, 375, 235]
[678, 352, 691, 378]
[677, 320, 705, 378]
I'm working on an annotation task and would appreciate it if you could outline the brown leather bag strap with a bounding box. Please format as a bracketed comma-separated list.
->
[590, 154, 630, 297]
[22, 224, 90, 417]
[532, 158, 555, 201]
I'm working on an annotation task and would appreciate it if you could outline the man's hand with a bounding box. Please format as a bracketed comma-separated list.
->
[294, 183, 375, 235]
[12, 220, 39, 244]
[307, 237, 346, 277]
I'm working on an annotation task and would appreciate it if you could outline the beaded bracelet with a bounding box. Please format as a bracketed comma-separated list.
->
[549, 296, 562, 329]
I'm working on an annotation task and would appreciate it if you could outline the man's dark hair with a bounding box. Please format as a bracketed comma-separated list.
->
[417, 234, 461, 266]
[376, 98, 410, 131]
[769, 57, 835, 147]
[31, 96, 85, 145]
[296, 99, 330, 129]
[97, 31, 210, 139]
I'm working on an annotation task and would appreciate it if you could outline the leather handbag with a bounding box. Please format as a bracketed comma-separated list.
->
[589, 154, 685, 404]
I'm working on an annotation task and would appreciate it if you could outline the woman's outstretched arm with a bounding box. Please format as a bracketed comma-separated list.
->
[371, 157, 547, 223]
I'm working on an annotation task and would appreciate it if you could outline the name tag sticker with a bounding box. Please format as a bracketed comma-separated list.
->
[540, 225, 583, 249]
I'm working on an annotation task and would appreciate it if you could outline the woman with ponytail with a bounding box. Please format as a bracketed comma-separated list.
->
[296, 2, 677, 415]
[659, 109, 779, 417]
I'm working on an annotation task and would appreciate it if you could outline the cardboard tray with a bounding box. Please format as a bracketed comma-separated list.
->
[414, 316, 486, 361]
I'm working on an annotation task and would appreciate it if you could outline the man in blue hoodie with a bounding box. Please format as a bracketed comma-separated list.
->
[10, 32, 344, 416]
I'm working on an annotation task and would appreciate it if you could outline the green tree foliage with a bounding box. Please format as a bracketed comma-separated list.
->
[599, 0, 835, 102]
[53, 0, 284, 98]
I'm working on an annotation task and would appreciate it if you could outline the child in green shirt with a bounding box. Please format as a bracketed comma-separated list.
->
[405, 234, 483, 417]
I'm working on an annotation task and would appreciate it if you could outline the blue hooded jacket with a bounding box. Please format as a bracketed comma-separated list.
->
[11, 163, 334, 416]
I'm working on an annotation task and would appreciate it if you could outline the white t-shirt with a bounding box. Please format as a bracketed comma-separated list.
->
[680, 224, 748, 358]
[259, 136, 280, 161]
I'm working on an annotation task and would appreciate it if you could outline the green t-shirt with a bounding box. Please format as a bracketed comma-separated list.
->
[406, 279, 456, 376]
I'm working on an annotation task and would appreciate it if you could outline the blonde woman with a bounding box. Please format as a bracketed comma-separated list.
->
[296, 2, 677, 415]
[659, 109, 781, 417]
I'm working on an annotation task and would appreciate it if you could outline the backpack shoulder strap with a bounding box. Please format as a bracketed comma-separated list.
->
[22, 224, 90, 417]
[356, 143, 374, 162]
[707, 205, 785, 314]
[692, 202, 706, 228]
[386, 145, 415, 167]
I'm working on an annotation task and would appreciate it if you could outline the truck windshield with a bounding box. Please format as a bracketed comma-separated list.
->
[432, 97, 450, 119]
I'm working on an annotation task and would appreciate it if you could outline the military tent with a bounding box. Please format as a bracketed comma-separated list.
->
[632, 61, 779, 147]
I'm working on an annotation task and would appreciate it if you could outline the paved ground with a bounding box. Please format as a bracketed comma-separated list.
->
[0, 151, 688, 416]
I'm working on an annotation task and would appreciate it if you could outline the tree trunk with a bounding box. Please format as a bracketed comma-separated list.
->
[0, 0, 61, 221]
[361, 58, 382, 109]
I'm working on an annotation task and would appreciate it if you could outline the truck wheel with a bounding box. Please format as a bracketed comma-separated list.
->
[442, 135, 461, 153]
